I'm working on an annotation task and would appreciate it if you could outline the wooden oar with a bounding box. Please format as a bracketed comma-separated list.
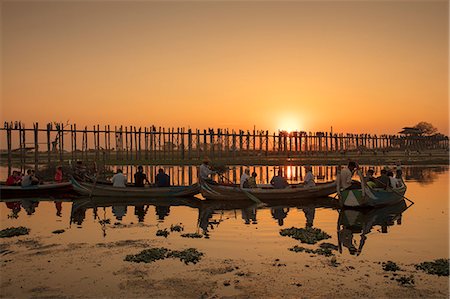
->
[219, 174, 264, 205]
[89, 167, 101, 199]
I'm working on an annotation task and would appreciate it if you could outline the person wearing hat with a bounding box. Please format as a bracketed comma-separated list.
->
[199, 158, 216, 182]
[303, 165, 315, 187]
[134, 165, 150, 187]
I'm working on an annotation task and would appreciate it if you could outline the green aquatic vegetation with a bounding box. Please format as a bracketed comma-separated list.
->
[280, 227, 331, 244]
[170, 224, 184, 232]
[156, 229, 170, 238]
[168, 248, 204, 264]
[99, 219, 111, 225]
[125, 247, 204, 265]
[0, 227, 30, 238]
[319, 242, 338, 251]
[395, 275, 415, 286]
[181, 233, 203, 239]
[382, 261, 401, 272]
[415, 259, 449, 276]
[124, 247, 169, 263]
[52, 229, 65, 234]
[288, 245, 334, 257]
[329, 257, 340, 267]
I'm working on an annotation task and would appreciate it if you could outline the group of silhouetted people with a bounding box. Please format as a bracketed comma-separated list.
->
[111, 166, 171, 188]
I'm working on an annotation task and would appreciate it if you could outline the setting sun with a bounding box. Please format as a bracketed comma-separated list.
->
[278, 115, 302, 132]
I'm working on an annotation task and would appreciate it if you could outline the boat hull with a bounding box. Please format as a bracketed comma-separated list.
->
[200, 180, 337, 201]
[0, 182, 74, 199]
[340, 185, 407, 208]
[71, 178, 200, 198]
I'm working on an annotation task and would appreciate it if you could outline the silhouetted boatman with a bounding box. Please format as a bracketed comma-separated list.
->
[134, 165, 150, 187]
[155, 168, 170, 187]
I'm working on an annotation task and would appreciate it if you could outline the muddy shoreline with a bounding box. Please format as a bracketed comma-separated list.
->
[1, 236, 448, 298]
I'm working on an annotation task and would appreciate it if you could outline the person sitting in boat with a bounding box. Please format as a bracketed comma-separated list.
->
[339, 161, 360, 190]
[6, 171, 22, 186]
[364, 169, 377, 188]
[54, 166, 63, 183]
[21, 169, 39, 187]
[199, 159, 216, 183]
[247, 172, 258, 188]
[111, 169, 127, 188]
[387, 171, 399, 188]
[304, 166, 315, 187]
[155, 168, 170, 187]
[395, 161, 402, 179]
[270, 170, 289, 189]
[134, 165, 150, 187]
[375, 169, 390, 189]
[240, 168, 250, 188]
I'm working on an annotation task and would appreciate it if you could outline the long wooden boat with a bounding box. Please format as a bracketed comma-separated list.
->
[200, 180, 337, 201]
[0, 182, 74, 199]
[71, 177, 200, 198]
[338, 184, 407, 208]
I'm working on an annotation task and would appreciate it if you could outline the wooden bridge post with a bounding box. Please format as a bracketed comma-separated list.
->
[6, 123, 12, 175]
[47, 123, 51, 165]
[34, 123, 39, 172]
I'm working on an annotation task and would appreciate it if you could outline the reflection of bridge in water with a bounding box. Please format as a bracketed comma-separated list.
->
[99, 164, 448, 186]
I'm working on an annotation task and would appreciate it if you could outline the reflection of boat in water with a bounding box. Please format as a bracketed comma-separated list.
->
[200, 180, 336, 201]
[337, 200, 410, 255]
[0, 182, 74, 199]
[70, 177, 200, 198]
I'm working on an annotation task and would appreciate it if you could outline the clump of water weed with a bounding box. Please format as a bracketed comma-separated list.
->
[99, 219, 111, 225]
[280, 227, 331, 244]
[0, 227, 30, 238]
[156, 229, 170, 238]
[289, 245, 334, 257]
[329, 257, 340, 267]
[319, 242, 338, 251]
[181, 233, 203, 239]
[170, 224, 184, 232]
[395, 275, 415, 286]
[168, 248, 204, 264]
[415, 259, 449, 276]
[382, 261, 401, 272]
[52, 229, 65, 234]
[125, 247, 205, 265]
[124, 247, 169, 263]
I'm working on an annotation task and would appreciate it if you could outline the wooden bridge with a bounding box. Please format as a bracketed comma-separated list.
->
[1, 122, 448, 172]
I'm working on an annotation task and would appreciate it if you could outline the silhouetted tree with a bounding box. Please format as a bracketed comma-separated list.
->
[414, 122, 437, 136]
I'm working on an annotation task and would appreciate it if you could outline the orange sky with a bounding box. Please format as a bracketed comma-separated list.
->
[1, 1, 448, 135]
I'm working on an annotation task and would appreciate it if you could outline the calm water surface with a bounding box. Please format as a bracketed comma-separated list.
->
[1, 165, 448, 264]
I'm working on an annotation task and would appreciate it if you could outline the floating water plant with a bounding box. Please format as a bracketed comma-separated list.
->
[415, 259, 449, 276]
[288, 245, 334, 257]
[124, 247, 169, 263]
[280, 227, 331, 244]
[170, 224, 184, 232]
[395, 275, 415, 286]
[382, 261, 401, 272]
[99, 219, 111, 225]
[181, 233, 203, 238]
[319, 242, 338, 251]
[125, 247, 204, 265]
[0, 227, 30, 238]
[168, 248, 204, 264]
[52, 229, 65, 234]
[156, 229, 170, 238]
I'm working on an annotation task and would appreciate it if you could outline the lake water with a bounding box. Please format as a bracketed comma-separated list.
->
[1, 165, 448, 264]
